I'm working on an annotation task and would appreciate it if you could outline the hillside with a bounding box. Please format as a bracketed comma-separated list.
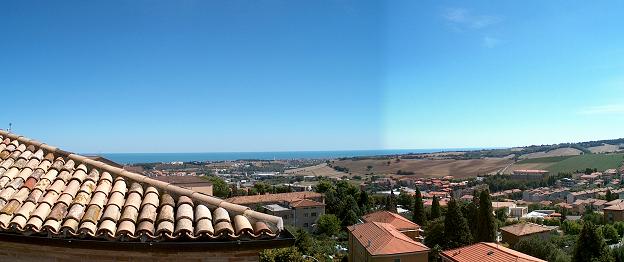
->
[508, 153, 624, 174]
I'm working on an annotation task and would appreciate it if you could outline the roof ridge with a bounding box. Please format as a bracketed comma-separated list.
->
[0, 130, 283, 231]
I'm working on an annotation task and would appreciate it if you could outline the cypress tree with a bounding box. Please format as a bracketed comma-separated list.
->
[358, 190, 369, 213]
[444, 198, 472, 249]
[476, 189, 497, 242]
[430, 196, 441, 219]
[573, 221, 614, 262]
[413, 188, 426, 226]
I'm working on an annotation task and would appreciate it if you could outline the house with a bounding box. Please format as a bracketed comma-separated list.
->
[289, 198, 325, 229]
[509, 206, 529, 218]
[0, 130, 292, 261]
[604, 203, 624, 223]
[153, 175, 214, 196]
[440, 242, 546, 262]
[499, 223, 556, 246]
[348, 222, 429, 262]
[511, 170, 549, 181]
[362, 210, 422, 240]
[226, 191, 324, 207]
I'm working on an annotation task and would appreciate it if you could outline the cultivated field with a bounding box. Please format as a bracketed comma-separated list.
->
[329, 158, 514, 178]
[509, 153, 624, 174]
[518, 147, 583, 159]
[588, 144, 622, 153]
[284, 163, 344, 178]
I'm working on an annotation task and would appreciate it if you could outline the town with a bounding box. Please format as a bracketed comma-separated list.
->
[122, 147, 624, 262]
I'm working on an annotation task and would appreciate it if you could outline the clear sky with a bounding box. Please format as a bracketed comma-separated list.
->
[1, 1, 623, 153]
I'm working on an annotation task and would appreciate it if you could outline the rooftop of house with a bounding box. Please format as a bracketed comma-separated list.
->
[347, 222, 429, 256]
[499, 222, 554, 237]
[361, 210, 420, 231]
[289, 198, 325, 208]
[604, 203, 624, 211]
[226, 191, 323, 205]
[152, 175, 213, 188]
[441, 242, 546, 262]
[0, 130, 287, 247]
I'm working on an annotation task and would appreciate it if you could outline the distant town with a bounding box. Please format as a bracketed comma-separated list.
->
[117, 138, 624, 261]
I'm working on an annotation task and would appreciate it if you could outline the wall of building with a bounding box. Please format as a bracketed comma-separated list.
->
[605, 209, 624, 223]
[294, 205, 325, 230]
[187, 185, 213, 196]
[501, 231, 553, 247]
[0, 240, 261, 262]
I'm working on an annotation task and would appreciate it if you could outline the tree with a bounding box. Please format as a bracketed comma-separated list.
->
[358, 190, 370, 213]
[424, 218, 445, 249]
[562, 220, 583, 235]
[397, 191, 414, 209]
[314, 180, 333, 193]
[600, 224, 620, 245]
[572, 221, 614, 262]
[316, 214, 341, 236]
[259, 247, 304, 262]
[294, 228, 314, 254]
[430, 196, 441, 220]
[444, 198, 472, 249]
[476, 189, 497, 242]
[384, 191, 397, 212]
[413, 188, 426, 226]
[342, 210, 358, 227]
[514, 237, 571, 262]
[203, 175, 229, 198]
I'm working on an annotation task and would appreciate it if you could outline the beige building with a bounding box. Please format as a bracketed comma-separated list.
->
[604, 203, 624, 223]
[511, 169, 549, 181]
[348, 222, 429, 262]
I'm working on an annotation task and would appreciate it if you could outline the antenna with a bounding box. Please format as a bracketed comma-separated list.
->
[7, 123, 11, 133]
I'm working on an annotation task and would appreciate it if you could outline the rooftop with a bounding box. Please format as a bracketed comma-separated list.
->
[0, 130, 286, 246]
[347, 222, 429, 256]
[226, 191, 323, 205]
[361, 210, 420, 231]
[289, 198, 325, 208]
[441, 242, 546, 262]
[500, 223, 554, 237]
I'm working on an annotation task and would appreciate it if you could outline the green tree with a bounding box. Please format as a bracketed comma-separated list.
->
[316, 214, 341, 236]
[398, 191, 415, 209]
[562, 220, 583, 235]
[413, 188, 426, 226]
[514, 237, 571, 262]
[600, 224, 620, 245]
[358, 190, 370, 213]
[202, 175, 229, 198]
[572, 222, 614, 262]
[476, 189, 497, 242]
[430, 196, 441, 220]
[294, 228, 314, 254]
[583, 211, 605, 225]
[259, 247, 304, 262]
[444, 198, 472, 249]
[342, 209, 359, 227]
[424, 218, 445, 249]
[314, 180, 333, 193]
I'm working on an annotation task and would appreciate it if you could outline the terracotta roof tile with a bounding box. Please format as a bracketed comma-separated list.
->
[500, 223, 554, 236]
[347, 222, 429, 256]
[441, 242, 546, 262]
[0, 130, 283, 243]
[362, 210, 420, 231]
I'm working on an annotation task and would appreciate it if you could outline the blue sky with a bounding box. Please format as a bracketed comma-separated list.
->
[1, 1, 623, 153]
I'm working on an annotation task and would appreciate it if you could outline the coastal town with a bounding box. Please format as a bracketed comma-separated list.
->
[117, 146, 624, 262]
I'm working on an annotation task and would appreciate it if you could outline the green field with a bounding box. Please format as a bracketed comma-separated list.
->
[517, 155, 575, 164]
[545, 153, 624, 173]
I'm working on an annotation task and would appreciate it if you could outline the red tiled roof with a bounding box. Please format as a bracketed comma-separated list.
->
[347, 222, 429, 256]
[289, 198, 325, 208]
[0, 131, 283, 243]
[226, 191, 322, 205]
[441, 242, 546, 262]
[500, 223, 553, 236]
[362, 210, 419, 231]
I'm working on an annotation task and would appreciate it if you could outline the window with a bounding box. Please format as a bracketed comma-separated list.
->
[393, 259, 401, 262]
[304, 223, 309, 227]
[304, 213, 308, 217]
[311, 212, 317, 217]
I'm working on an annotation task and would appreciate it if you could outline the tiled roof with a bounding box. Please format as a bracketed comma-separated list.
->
[499, 223, 553, 237]
[289, 199, 324, 208]
[226, 191, 323, 205]
[361, 210, 419, 231]
[347, 222, 429, 256]
[0, 131, 283, 242]
[604, 203, 624, 211]
[441, 242, 546, 262]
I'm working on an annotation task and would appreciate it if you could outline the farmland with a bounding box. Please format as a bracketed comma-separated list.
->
[509, 153, 624, 174]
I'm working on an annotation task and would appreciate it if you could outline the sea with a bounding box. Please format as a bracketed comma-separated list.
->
[95, 148, 487, 164]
